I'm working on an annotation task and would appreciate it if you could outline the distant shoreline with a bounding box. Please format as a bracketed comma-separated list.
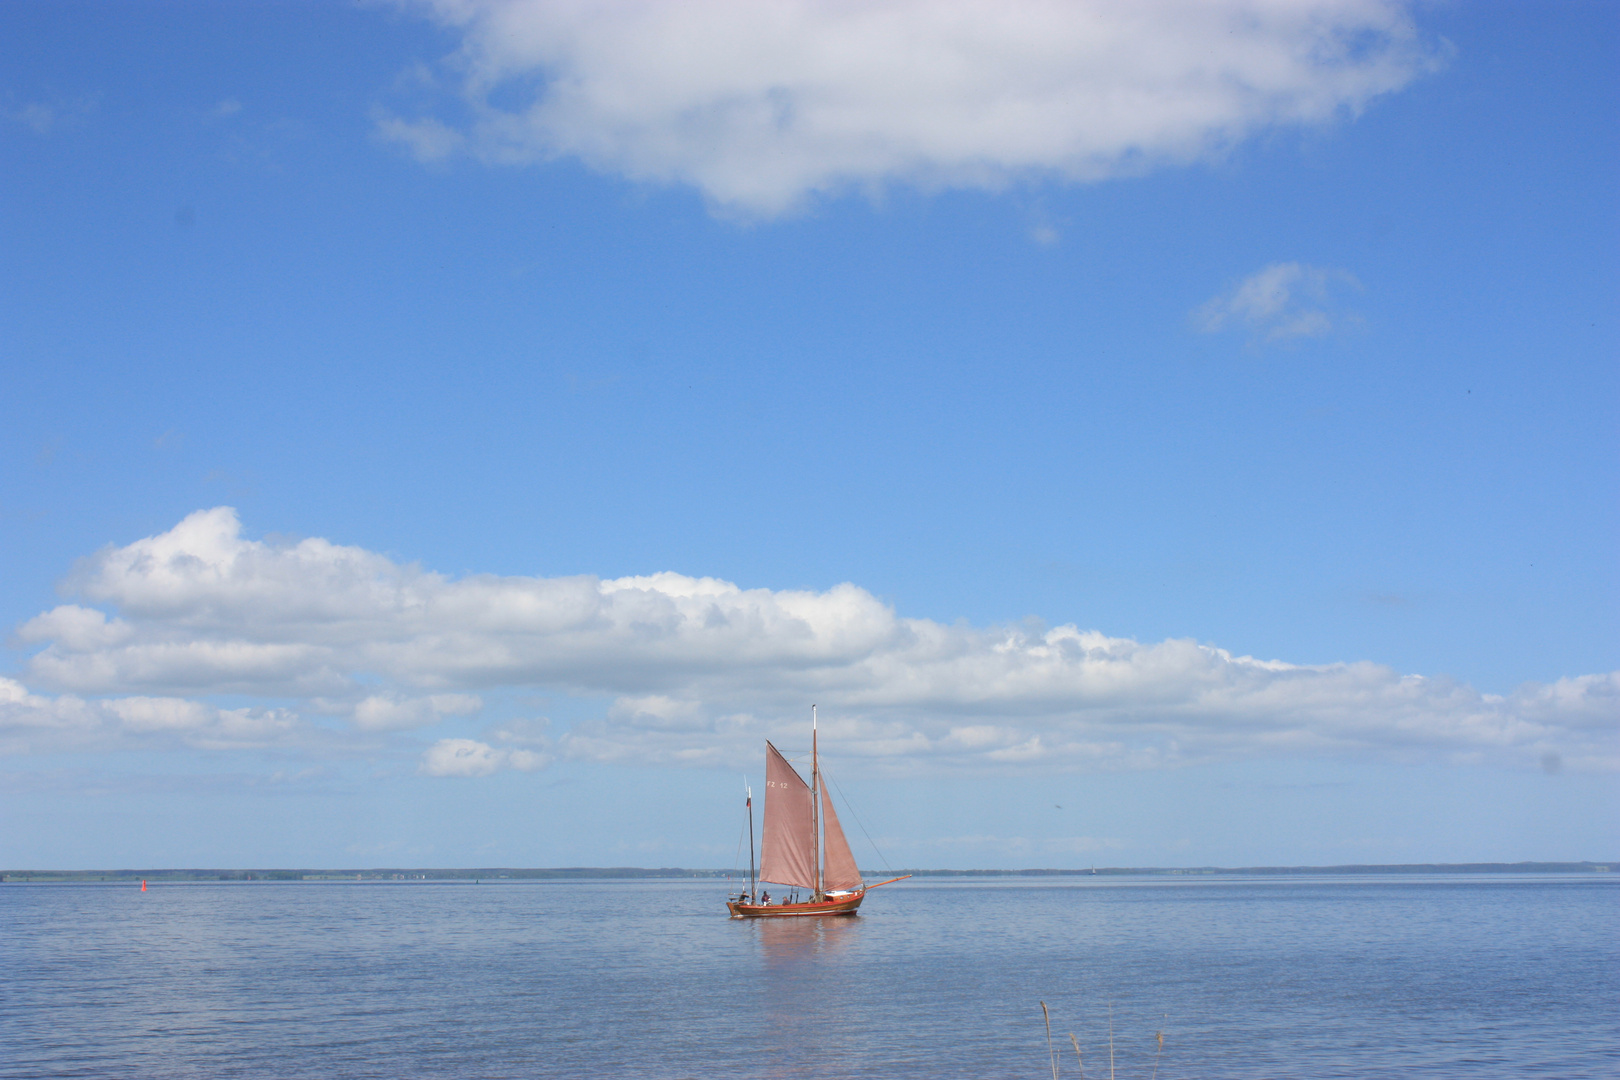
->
[1, 861, 1611, 883]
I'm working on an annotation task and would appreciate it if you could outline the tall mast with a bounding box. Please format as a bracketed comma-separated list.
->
[746, 781, 756, 903]
[812, 704, 821, 900]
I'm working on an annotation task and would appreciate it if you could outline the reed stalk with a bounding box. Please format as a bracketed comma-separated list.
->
[1107, 1002, 1115, 1080]
[1040, 1001, 1058, 1080]
[1038, 1000, 1165, 1080]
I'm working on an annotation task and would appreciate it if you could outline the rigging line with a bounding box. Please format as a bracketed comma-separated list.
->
[734, 811, 747, 876]
[825, 770, 895, 874]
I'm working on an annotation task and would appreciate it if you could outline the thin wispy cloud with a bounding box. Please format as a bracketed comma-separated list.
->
[380, 0, 1445, 216]
[7, 509, 1615, 775]
[1196, 262, 1364, 343]
[3, 94, 97, 135]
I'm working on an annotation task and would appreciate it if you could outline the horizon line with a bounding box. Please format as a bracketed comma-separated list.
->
[3, 860, 1613, 882]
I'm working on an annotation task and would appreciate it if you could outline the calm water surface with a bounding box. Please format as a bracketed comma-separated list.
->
[2, 875, 1615, 1078]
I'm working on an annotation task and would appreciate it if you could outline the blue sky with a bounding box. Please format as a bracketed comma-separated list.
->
[2, 0, 1615, 870]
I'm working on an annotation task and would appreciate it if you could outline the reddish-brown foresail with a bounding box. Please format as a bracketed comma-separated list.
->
[760, 741, 816, 890]
[820, 782, 862, 891]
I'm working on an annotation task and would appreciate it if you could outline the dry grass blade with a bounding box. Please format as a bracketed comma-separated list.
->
[1108, 1002, 1115, 1080]
[1040, 1001, 1058, 1080]
[1151, 1017, 1166, 1080]
[1070, 1032, 1085, 1079]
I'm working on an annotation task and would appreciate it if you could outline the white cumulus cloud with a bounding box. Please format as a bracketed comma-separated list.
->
[10, 508, 1617, 775]
[352, 693, 483, 732]
[382, 0, 1445, 215]
[420, 737, 549, 776]
[0, 676, 308, 755]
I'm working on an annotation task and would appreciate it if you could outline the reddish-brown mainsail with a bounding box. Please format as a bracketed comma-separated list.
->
[759, 740, 816, 891]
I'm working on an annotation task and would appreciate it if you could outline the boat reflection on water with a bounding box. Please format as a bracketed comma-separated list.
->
[755, 911, 863, 969]
[751, 914, 868, 1078]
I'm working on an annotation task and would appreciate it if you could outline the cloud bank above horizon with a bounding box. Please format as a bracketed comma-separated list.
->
[381, 0, 1445, 215]
[4, 509, 1614, 777]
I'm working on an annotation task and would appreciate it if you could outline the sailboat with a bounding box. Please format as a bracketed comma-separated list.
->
[728, 706, 909, 918]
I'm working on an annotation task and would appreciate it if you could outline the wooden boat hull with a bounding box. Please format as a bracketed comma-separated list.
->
[727, 891, 864, 918]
